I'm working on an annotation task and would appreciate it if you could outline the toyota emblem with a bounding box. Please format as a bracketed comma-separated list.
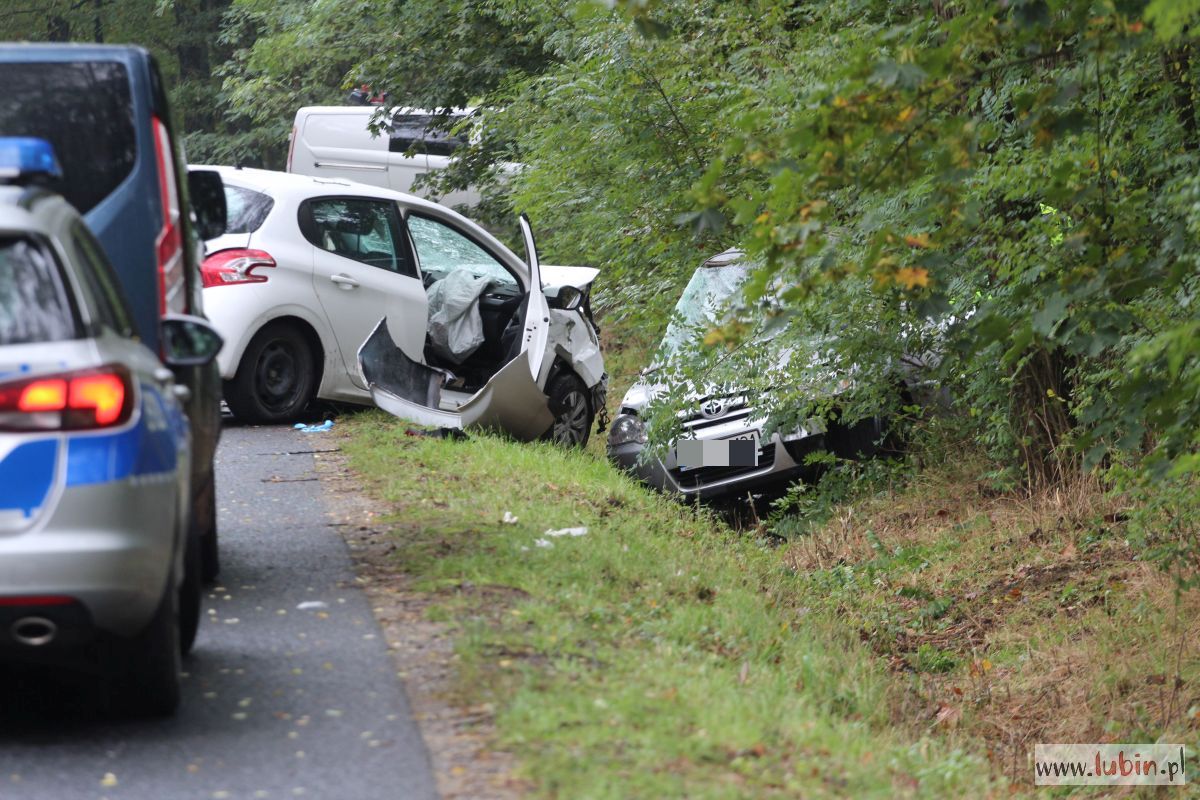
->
[700, 398, 725, 419]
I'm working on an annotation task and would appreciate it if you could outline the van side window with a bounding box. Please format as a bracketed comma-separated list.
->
[301, 198, 417, 279]
[388, 114, 467, 157]
[69, 223, 135, 336]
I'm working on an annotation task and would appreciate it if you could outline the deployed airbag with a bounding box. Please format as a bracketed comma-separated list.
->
[426, 270, 492, 363]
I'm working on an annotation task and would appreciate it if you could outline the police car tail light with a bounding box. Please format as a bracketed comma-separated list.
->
[0, 367, 133, 431]
[201, 248, 276, 288]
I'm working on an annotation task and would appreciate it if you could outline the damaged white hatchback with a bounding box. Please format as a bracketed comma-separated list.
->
[196, 167, 606, 445]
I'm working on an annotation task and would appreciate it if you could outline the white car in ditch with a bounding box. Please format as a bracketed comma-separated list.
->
[197, 166, 606, 445]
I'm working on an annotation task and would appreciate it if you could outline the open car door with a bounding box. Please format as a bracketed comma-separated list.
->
[358, 214, 553, 439]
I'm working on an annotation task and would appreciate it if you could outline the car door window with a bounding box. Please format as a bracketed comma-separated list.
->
[405, 213, 517, 290]
[69, 223, 135, 337]
[302, 198, 417, 278]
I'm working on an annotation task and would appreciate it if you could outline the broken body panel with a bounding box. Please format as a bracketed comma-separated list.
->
[359, 215, 558, 440]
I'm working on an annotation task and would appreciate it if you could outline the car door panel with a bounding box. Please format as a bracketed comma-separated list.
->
[305, 197, 426, 389]
[357, 214, 553, 440]
[358, 319, 553, 439]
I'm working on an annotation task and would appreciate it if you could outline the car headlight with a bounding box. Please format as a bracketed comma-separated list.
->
[607, 414, 647, 446]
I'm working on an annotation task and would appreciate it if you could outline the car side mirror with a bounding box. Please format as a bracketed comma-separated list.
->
[545, 285, 583, 311]
[188, 169, 227, 241]
[161, 314, 223, 367]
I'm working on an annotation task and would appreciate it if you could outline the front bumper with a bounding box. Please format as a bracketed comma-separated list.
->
[609, 430, 824, 501]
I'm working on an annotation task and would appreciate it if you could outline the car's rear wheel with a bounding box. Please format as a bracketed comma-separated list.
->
[225, 322, 315, 423]
[111, 574, 182, 718]
[544, 372, 592, 447]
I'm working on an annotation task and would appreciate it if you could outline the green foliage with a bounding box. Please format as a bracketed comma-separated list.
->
[15, 0, 1200, 583]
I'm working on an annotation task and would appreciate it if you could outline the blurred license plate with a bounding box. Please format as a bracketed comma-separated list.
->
[678, 431, 760, 470]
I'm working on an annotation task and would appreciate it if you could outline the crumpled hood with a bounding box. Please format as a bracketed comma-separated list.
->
[542, 264, 599, 291]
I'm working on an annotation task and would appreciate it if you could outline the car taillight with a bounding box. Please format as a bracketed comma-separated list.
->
[0, 367, 134, 432]
[201, 248, 276, 288]
[151, 115, 186, 316]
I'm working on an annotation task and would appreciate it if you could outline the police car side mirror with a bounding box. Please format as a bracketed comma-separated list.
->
[188, 170, 227, 241]
[161, 314, 223, 367]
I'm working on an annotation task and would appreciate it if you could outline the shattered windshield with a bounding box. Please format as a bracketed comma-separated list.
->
[658, 261, 751, 360]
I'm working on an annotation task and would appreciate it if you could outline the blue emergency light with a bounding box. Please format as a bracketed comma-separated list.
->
[0, 137, 63, 184]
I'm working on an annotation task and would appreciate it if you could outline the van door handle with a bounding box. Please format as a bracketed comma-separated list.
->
[331, 274, 360, 290]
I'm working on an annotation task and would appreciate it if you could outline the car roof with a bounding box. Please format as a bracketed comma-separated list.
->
[194, 165, 448, 212]
[702, 248, 745, 268]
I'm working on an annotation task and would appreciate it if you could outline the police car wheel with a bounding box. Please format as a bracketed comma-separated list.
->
[226, 322, 315, 423]
[179, 523, 203, 656]
[114, 574, 182, 718]
[196, 476, 220, 584]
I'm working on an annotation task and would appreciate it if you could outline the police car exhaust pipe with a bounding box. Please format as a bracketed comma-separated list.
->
[11, 617, 57, 647]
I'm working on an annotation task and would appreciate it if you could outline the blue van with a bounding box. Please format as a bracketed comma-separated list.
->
[0, 45, 226, 581]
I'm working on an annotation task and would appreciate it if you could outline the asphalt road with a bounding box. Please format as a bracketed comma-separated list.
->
[0, 424, 439, 800]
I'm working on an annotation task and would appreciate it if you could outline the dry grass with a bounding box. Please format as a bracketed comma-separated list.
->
[781, 461, 1200, 791]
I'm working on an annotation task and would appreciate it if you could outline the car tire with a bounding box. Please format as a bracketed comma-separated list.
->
[112, 574, 182, 718]
[196, 474, 220, 584]
[543, 372, 592, 448]
[179, 519, 203, 657]
[225, 321, 315, 423]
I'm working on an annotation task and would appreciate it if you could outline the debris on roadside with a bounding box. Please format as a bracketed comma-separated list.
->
[296, 601, 329, 611]
[501, 511, 519, 525]
[523, 526, 588, 550]
[294, 420, 334, 433]
[543, 527, 588, 538]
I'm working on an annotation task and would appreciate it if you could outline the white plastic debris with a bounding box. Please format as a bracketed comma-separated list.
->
[501, 511, 519, 525]
[296, 601, 329, 611]
[533, 538, 554, 548]
[543, 526, 588, 538]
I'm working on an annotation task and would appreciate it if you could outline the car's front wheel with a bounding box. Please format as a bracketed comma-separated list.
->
[225, 321, 315, 423]
[544, 372, 593, 447]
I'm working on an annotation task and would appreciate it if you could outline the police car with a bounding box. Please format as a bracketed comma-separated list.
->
[0, 138, 222, 716]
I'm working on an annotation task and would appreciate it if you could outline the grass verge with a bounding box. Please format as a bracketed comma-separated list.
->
[341, 412, 1001, 798]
